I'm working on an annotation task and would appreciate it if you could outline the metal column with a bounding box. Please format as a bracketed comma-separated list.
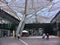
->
[16, 0, 28, 36]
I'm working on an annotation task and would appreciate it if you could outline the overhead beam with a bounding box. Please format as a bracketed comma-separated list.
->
[0, 9, 20, 24]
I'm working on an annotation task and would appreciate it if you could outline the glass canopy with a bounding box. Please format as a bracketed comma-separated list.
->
[0, 0, 60, 23]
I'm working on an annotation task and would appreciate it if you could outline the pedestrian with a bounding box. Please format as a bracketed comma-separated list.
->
[17, 34, 20, 40]
[46, 33, 49, 40]
[42, 33, 46, 39]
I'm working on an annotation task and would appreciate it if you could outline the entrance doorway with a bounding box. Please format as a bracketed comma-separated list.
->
[0, 29, 10, 37]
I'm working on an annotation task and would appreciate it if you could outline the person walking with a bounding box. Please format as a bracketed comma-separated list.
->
[17, 34, 20, 40]
[46, 33, 49, 40]
[42, 33, 46, 39]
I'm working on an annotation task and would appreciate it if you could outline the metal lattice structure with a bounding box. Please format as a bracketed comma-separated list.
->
[0, 0, 60, 36]
[0, 0, 60, 23]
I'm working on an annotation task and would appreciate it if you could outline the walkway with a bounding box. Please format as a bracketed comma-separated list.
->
[0, 36, 60, 45]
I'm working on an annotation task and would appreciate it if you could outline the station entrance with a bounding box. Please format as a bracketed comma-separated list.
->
[0, 29, 10, 37]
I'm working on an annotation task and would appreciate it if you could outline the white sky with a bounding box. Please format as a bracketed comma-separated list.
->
[1, 0, 60, 23]
[17, 0, 60, 23]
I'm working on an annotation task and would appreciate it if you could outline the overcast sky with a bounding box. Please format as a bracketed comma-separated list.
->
[5, 0, 60, 23]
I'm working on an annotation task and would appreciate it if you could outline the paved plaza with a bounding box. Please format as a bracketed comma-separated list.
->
[0, 36, 60, 45]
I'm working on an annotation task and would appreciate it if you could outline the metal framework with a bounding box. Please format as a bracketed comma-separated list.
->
[0, 0, 60, 36]
[0, 0, 60, 23]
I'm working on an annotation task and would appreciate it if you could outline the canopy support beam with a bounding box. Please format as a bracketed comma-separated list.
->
[16, 0, 28, 37]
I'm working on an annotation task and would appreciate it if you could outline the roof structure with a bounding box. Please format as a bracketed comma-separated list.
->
[0, 9, 20, 24]
[0, 0, 60, 23]
[51, 11, 60, 23]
